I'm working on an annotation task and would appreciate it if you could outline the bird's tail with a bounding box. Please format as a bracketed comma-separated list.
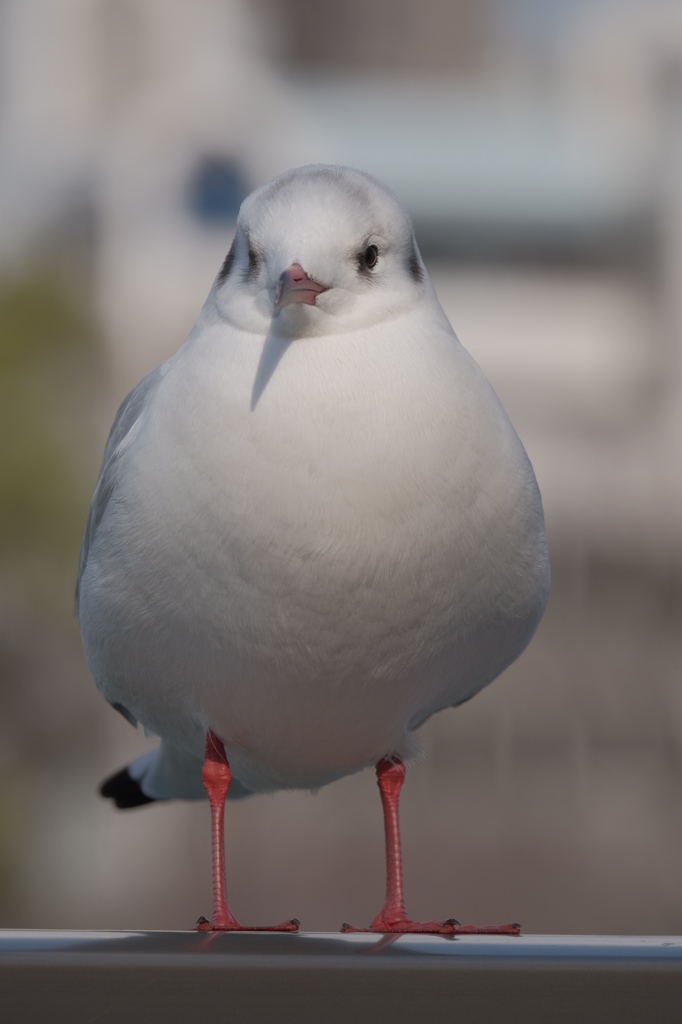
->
[99, 740, 254, 808]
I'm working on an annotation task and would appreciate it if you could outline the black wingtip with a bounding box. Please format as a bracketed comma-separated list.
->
[100, 767, 157, 809]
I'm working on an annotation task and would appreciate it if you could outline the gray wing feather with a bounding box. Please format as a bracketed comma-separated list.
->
[75, 366, 163, 614]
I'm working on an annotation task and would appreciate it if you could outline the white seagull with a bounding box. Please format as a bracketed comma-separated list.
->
[77, 165, 550, 934]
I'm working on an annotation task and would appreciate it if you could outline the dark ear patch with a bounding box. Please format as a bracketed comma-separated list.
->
[244, 243, 262, 283]
[217, 238, 236, 285]
[408, 236, 424, 283]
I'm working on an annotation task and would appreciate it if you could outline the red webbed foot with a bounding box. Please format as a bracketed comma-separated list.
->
[452, 922, 521, 936]
[340, 917, 520, 937]
[196, 915, 300, 933]
[344, 758, 521, 938]
[341, 917, 457, 935]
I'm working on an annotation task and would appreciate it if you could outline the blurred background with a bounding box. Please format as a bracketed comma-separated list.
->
[0, 0, 681, 935]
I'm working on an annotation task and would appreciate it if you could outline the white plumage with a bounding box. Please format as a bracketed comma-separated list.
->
[77, 164, 550, 804]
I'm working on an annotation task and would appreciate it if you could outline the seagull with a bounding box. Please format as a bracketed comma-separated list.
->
[77, 164, 550, 934]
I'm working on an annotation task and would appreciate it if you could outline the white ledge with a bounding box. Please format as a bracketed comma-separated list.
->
[2, 929, 682, 959]
[2, 930, 682, 1024]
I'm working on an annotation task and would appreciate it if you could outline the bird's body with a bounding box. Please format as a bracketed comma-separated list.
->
[78, 165, 549, 932]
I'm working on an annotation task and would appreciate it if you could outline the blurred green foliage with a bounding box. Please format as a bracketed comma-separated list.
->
[0, 274, 95, 562]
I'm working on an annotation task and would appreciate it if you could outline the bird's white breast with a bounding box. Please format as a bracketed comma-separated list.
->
[79, 304, 549, 792]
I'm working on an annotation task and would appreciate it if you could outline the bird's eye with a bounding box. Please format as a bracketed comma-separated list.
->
[363, 245, 379, 270]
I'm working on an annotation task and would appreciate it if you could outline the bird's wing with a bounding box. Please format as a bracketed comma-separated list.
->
[75, 366, 164, 614]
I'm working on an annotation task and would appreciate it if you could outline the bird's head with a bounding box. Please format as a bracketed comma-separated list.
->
[212, 165, 426, 337]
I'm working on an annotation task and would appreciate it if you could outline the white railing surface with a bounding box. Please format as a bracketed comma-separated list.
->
[1, 931, 681, 1024]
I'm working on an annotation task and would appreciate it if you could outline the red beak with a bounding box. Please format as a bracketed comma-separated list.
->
[274, 263, 328, 308]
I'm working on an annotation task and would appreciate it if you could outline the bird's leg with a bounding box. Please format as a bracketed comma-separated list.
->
[197, 730, 240, 930]
[341, 758, 520, 936]
[341, 758, 454, 934]
[195, 729, 299, 933]
[373, 758, 411, 928]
